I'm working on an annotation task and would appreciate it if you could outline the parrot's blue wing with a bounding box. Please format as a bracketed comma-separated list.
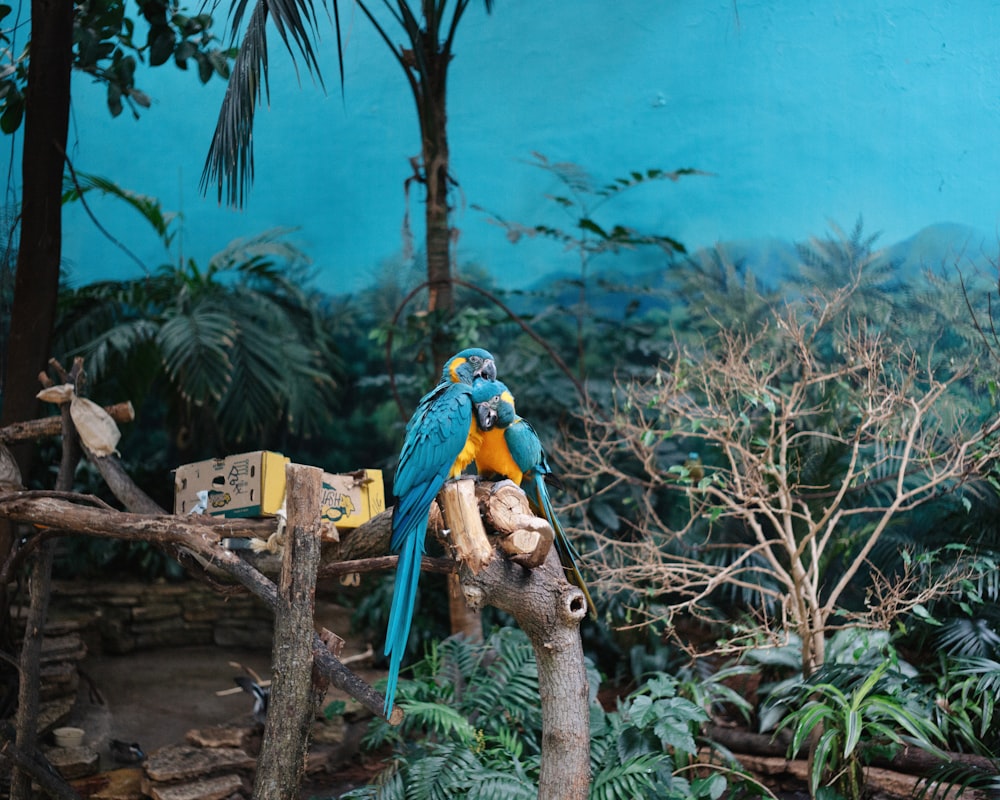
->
[384, 381, 474, 716]
[392, 382, 474, 546]
[506, 418, 597, 619]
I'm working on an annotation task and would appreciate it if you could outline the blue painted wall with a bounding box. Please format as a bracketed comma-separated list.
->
[46, 1, 1000, 294]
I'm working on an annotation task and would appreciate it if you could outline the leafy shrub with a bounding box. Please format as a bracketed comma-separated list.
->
[341, 627, 770, 800]
[774, 661, 947, 800]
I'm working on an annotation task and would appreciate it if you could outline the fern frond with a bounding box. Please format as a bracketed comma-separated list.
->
[590, 752, 672, 800]
[395, 701, 477, 744]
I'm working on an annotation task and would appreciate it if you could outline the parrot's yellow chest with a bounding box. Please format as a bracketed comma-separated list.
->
[450, 418, 485, 478]
[475, 428, 524, 485]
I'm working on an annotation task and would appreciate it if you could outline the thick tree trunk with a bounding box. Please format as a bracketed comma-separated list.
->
[462, 549, 590, 800]
[419, 42, 453, 322]
[253, 465, 323, 800]
[441, 479, 591, 800]
[1, 0, 74, 558]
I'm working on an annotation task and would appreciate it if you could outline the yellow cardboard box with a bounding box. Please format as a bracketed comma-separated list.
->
[319, 468, 385, 529]
[174, 451, 384, 529]
[174, 450, 289, 518]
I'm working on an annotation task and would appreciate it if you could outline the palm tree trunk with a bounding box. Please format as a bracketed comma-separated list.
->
[416, 29, 455, 375]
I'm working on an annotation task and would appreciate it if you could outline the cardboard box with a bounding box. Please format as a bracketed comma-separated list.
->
[174, 452, 384, 529]
[174, 451, 289, 518]
[320, 469, 384, 529]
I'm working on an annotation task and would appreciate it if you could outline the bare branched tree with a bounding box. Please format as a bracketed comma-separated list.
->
[559, 283, 1000, 676]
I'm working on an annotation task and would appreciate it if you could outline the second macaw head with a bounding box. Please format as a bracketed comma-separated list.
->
[472, 379, 517, 431]
[443, 348, 497, 385]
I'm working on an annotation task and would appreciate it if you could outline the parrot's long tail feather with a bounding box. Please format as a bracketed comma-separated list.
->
[525, 474, 597, 619]
[383, 521, 426, 716]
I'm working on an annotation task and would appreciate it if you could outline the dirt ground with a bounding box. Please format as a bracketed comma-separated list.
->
[68, 645, 277, 759]
[63, 630, 387, 796]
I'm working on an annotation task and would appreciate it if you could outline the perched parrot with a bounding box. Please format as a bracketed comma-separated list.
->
[472, 381, 597, 619]
[384, 348, 498, 717]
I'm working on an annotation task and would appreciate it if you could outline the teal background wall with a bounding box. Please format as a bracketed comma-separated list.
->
[49, 1, 1000, 294]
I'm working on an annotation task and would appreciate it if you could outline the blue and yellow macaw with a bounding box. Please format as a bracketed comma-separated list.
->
[472, 381, 597, 619]
[384, 348, 498, 717]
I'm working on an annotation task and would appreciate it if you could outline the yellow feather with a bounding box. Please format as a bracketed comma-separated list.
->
[450, 417, 484, 477]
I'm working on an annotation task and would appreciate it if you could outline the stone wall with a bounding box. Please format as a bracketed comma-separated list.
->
[47, 580, 274, 655]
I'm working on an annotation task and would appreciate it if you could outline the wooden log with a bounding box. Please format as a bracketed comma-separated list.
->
[459, 547, 589, 800]
[253, 463, 323, 800]
[0, 494, 393, 719]
[143, 746, 255, 782]
[439, 478, 493, 574]
[147, 774, 244, 800]
[480, 481, 553, 568]
[0, 401, 134, 443]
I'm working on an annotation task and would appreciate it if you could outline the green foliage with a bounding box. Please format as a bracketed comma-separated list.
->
[341, 628, 767, 800]
[476, 153, 697, 260]
[774, 660, 947, 800]
[0, 0, 232, 132]
[916, 758, 1000, 800]
[472, 153, 699, 385]
[54, 180, 342, 458]
[910, 652, 1000, 757]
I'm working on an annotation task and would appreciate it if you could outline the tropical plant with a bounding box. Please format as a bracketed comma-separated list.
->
[340, 627, 772, 800]
[923, 654, 1000, 757]
[774, 660, 947, 800]
[203, 0, 497, 370]
[53, 175, 342, 460]
[561, 256, 1000, 671]
[1, 0, 232, 472]
[0, 0, 231, 133]
[474, 153, 698, 382]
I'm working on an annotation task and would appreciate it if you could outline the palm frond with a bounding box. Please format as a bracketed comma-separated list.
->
[394, 701, 477, 744]
[405, 742, 482, 798]
[156, 308, 235, 404]
[914, 759, 1000, 800]
[204, 0, 326, 208]
[465, 628, 541, 730]
[72, 319, 160, 382]
[62, 171, 178, 246]
[466, 768, 536, 800]
[936, 618, 1000, 659]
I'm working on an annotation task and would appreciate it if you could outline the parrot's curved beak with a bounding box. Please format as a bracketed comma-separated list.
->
[477, 399, 498, 431]
[475, 358, 497, 382]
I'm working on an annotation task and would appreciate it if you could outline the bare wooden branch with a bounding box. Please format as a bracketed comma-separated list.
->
[0, 494, 275, 543]
[0, 402, 134, 443]
[83, 448, 164, 516]
[11, 361, 82, 800]
[438, 482, 590, 800]
[0, 493, 395, 722]
[254, 465, 323, 800]
[439, 479, 493, 574]
[557, 292, 1000, 675]
[316, 554, 454, 580]
[480, 480, 553, 568]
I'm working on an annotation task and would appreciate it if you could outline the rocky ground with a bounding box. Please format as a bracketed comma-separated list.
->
[22, 583, 386, 799]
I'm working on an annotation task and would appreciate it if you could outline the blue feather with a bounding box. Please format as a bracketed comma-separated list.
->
[383, 349, 496, 717]
[383, 518, 425, 712]
[473, 383, 597, 619]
